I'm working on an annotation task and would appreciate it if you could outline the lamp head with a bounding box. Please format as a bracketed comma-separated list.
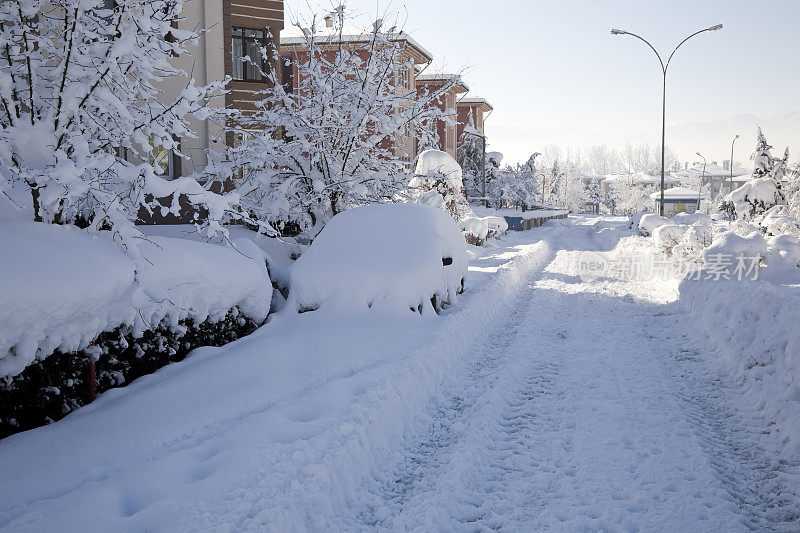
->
[696, 152, 703, 157]
[611, 29, 626, 35]
[707, 24, 723, 31]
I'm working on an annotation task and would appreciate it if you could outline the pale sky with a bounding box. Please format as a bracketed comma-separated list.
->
[284, 0, 800, 166]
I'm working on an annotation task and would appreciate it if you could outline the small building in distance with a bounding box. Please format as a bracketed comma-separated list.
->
[650, 186, 707, 215]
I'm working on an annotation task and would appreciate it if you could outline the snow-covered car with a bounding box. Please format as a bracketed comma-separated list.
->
[289, 203, 469, 314]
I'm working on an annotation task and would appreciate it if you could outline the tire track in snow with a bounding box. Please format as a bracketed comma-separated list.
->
[642, 310, 800, 531]
[346, 273, 547, 528]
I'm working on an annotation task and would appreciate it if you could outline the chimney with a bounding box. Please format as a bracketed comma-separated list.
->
[324, 13, 335, 28]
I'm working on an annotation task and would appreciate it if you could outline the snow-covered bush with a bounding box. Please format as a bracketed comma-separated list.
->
[0, 222, 271, 379]
[208, 12, 460, 239]
[652, 224, 689, 254]
[460, 216, 490, 246]
[719, 177, 784, 220]
[409, 150, 470, 220]
[482, 215, 509, 238]
[757, 205, 800, 237]
[289, 204, 468, 314]
[638, 213, 667, 236]
[0, 0, 233, 247]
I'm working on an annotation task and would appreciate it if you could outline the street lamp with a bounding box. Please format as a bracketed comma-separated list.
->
[611, 24, 723, 216]
[729, 134, 740, 196]
[695, 152, 706, 212]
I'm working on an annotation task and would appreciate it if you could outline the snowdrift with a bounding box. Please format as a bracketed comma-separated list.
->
[680, 279, 800, 454]
[290, 203, 468, 313]
[0, 222, 271, 378]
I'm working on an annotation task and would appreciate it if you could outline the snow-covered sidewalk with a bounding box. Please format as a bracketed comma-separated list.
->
[2, 216, 799, 531]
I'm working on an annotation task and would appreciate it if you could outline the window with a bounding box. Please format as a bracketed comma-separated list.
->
[232, 28, 269, 82]
[149, 138, 181, 180]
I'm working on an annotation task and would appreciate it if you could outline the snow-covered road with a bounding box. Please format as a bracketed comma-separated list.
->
[2, 216, 799, 531]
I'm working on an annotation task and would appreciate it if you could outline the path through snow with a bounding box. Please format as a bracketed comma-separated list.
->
[332, 218, 800, 531]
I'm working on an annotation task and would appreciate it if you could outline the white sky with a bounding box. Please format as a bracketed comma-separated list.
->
[284, 0, 800, 166]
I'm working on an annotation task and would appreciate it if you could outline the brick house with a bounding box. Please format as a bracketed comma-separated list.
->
[456, 97, 493, 145]
[279, 14, 434, 165]
[415, 73, 469, 159]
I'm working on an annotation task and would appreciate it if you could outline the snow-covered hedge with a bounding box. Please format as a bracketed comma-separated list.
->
[289, 203, 468, 314]
[0, 222, 271, 378]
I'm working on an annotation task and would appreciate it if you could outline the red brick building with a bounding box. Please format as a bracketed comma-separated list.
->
[415, 73, 469, 159]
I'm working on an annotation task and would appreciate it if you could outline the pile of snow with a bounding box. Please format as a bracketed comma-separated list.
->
[720, 177, 782, 219]
[638, 213, 667, 236]
[0, 222, 271, 378]
[289, 203, 468, 313]
[702, 230, 768, 266]
[680, 279, 800, 455]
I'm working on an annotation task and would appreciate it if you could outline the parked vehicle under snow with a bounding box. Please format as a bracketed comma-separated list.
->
[289, 203, 469, 314]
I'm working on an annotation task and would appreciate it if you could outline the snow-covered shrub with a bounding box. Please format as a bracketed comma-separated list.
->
[0, 0, 233, 247]
[756, 205, 800, 237]
[289, 204, 468, 314]
[671, 212, 712, 226]
[0, 222, 271, 379]
[409, 150, 470, 220]
[0, 307, 259, 438]
[672, 221, 716, 262]
[719, 177, 784, 220]
[652, 224, 689, 254]
[638, 213, 667, 236]
[460, 216, 490, 246]
[208, 12, 461, 239]
[482, 215, 509, 238]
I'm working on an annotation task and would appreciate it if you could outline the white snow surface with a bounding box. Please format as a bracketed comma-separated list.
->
[289, 203, 468, 312]
[2, 216, 799, 531]
[0, 222, 271, 378]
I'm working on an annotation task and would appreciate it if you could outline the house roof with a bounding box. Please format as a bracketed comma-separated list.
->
[457, 97, 493, 112]
[677, 163, 748, 178]
[416, 73, 469, 93]
[280, 23, 433, 63]
[649, 187, 707, 200]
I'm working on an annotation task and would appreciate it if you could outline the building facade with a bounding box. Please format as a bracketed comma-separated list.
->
[415, 74, 469, 159]
[162, 0, 285, 178]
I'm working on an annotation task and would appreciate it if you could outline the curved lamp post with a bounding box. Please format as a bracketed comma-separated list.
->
[695, 152, 706, 212]
[611, 24, 723, 216]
